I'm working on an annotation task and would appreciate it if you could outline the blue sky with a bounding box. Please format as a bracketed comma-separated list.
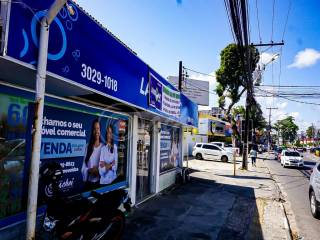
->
[76, 0, 320, 131]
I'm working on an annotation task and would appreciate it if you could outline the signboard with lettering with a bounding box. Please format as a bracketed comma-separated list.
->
[149, 73, 180, 119]
[5, 0, 198, 126]
[28, 104, 129, 201]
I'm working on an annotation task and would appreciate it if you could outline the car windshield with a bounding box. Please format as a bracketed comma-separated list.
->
[212, 142, 223, 147]
[284, 152, 300, 157]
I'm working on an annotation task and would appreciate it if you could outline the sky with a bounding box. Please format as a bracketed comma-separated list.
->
[76, 0, 320, 132]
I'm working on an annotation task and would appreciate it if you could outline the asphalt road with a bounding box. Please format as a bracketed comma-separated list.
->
[262, 151, 319, 240]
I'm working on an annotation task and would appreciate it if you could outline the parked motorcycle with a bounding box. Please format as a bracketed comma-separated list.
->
[38, 162, 131, 240]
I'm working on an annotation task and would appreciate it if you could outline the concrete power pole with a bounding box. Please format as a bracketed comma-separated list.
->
[25, 1, 72, 239]
[266, 107, 278, 151]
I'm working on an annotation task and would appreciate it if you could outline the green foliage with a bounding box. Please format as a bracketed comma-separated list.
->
[295, 140, 302, 147]
[215, 43, 259, 113]
[231, 103, 266, 131]
[306, 125, 315, 138]
[273, 116, 299, 144]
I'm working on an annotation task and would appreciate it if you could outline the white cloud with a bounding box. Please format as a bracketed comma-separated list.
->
[288, 48, 320, 69]
[290, 112, 300, 119]
[277, 102, 288, 109]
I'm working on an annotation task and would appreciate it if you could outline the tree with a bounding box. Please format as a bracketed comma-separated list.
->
[231, 103, 266, 131]
[317, 130, 320, 140]
[273, 116, 299, 144]
[306, 125, 315, 139]
[215, 43, 260, 114]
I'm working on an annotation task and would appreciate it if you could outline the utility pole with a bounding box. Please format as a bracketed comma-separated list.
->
[25, 1, 71, 239]
[266, 107, 278, 152]
[178, 61, 183, 91]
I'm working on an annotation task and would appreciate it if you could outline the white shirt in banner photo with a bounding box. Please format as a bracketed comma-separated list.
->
[99, 144, 118, 185]
[81, 143, 103, 183]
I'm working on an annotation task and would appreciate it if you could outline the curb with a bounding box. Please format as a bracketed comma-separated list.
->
[260, 157, 293, 240]
[280, 202, 293, 240]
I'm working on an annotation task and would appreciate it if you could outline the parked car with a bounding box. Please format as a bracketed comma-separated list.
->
[274, 147, 282, 160]
[309, 163, 320, 219]
[297, 147, 304, 153]
[193, 143, 233, 162]
[210, 142, 239, 155]
[280, 150, 304, 168]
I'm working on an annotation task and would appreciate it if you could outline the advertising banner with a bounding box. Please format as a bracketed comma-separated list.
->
[6, 0, 198, 127]
[30, 105, 129, 202]
[149, 73, 180, 119]
[7, 0, 149, 109]
[160, 125, 181, 173]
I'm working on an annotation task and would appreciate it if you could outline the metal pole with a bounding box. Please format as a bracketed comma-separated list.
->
[26, 19, 49, 240]
[26, 1, 68, 239]
[178, 61, 183, 91]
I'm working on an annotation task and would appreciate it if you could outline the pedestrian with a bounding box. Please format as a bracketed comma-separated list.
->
[249, 147, 257, 167]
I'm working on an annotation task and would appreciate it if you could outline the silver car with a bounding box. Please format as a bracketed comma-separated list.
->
[309, 163, 320, 218]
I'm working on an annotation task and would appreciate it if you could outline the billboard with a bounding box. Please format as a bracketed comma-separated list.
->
[168, 76, 209, 106]
[160, 125, 181, 173]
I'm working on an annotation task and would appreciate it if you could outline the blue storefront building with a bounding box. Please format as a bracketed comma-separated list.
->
[0, 0, 198, 238]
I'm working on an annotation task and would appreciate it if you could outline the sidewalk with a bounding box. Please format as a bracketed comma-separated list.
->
[123, 158, 291, 240]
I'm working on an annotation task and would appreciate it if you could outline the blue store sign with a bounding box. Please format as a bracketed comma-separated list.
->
[6, 0, 197, 126]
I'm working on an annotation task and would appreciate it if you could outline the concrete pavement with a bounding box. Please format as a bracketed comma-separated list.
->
[123, 158, 291, 240]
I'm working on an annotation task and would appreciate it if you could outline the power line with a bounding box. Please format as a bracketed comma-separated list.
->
[255, 0, 262, 43]
[256, 86, 320, 106]
[183, 67, 215, 78]
[224, 0, 238, 43]
[282, 0, 293, 40]
[271, 0, 276, 41]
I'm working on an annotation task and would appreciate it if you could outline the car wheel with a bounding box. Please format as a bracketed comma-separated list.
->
[310, 190, 320, 219]
[196, 153, 203, 160]
[221, 155, 228, 162]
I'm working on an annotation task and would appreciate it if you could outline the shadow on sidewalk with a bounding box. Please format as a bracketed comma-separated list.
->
[193, 159, 242, 164]
[123, 176, 264, 240]
[215, 174, 271, 181]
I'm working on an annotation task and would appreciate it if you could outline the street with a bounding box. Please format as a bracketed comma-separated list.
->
[262, 152, 320, 240]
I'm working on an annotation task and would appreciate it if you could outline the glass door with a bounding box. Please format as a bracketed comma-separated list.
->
[136, 119, 153, 202]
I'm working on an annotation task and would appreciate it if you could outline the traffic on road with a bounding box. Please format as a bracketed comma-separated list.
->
[263, 150, 320, 240]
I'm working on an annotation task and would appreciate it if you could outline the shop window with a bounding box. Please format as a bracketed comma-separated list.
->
[0, 93, 29, 219]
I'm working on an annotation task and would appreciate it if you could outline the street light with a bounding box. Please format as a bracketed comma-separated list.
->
[26, 1, 74, 239]
[253, 53, 280, 85]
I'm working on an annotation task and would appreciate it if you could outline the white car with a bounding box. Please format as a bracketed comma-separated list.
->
[309, 163, 320, 218]
[280, 150, 304, 168]
[210, 142, 239, 155]
[192, 143, 233, 162]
